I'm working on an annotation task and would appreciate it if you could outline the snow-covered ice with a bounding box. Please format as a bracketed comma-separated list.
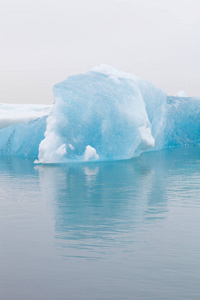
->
[0, 103, 51, 129]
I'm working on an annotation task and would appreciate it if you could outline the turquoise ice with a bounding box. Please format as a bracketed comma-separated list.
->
[0, 66, 200, 163]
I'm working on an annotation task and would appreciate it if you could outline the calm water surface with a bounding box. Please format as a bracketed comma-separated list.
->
[0, 147, 200, 300]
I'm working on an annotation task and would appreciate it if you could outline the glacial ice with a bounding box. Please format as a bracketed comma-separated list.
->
[0, 103, 51, 129]
[0, 104, 50, 158]
[0, 65, 200, 163]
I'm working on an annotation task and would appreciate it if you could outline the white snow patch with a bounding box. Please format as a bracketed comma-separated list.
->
[176, 90, 187, 97]
[0, 103, 51, 129]
[92, 64, 139, 81]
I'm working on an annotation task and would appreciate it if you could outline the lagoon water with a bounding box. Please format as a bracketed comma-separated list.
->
[0, 146, 200, 300]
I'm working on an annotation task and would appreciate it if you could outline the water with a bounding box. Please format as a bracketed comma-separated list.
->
[0, 146, 200, 300]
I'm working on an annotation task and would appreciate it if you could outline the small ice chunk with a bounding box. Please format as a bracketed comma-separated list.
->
[84, 145, 99, 161]
[139, 126, 155, 149]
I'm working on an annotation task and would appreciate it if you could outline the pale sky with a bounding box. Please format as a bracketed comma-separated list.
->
[0, 0, 200, 104]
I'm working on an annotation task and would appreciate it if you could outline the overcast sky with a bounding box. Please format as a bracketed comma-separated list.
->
[1, 0, 200, 104]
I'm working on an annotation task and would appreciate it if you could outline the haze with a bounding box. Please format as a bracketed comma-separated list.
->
[1, 0, 200, 104]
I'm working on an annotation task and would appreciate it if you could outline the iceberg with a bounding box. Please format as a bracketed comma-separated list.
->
[0, 65, 200, 163]
[0, 104, 50, 158]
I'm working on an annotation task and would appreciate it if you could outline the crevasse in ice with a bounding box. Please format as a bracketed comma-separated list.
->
[0, 65, 200, 163]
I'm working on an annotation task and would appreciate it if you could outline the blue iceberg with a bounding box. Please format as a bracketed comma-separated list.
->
[0, 65, 200, 163]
